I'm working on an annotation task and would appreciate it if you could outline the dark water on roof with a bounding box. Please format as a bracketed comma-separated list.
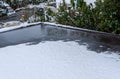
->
[0, 24, 120, 53]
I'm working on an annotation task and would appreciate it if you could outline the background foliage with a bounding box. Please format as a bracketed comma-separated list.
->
[55, 0, 120, 34]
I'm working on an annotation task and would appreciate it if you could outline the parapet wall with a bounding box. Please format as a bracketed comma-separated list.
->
[0, 22, 120, 52]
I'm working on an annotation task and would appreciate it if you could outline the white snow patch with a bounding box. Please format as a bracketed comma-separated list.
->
[0, 22, 41, 33]
[27, 3, 46, 9]
[3, 2, 9, 7]
[85, 0, 96, 4]
[0, 41, 120, 79]
[56, 0, 96, 4]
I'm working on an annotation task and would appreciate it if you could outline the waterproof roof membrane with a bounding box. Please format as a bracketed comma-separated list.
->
[0, 23, 120, 79]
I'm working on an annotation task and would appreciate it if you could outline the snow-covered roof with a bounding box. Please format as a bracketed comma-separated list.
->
[0, 22, 120, 79]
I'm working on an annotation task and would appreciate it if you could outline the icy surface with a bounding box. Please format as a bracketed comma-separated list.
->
[0, 41, 120, 79]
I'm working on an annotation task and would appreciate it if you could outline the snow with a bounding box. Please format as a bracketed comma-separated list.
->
[27, 0, 96, 9]
[0, 22, 41, 33]
[0, 22, 27, 33]
[0, 1, 9, 7]
[56, 0, 96, 4]
[56, 0, 96, 8]
[85, 0, 96, 4]
[15, 7, 26, 12]
[3, 2, 9, 7]
[27, 3, 46, 9]
[0, 41, 120, 79]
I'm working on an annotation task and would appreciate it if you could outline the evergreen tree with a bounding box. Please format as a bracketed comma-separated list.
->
[70, 0, 75, 9]
[46, 0, 120, 34]
[94, 0, 120, 33]
[77, 0, 84, 8]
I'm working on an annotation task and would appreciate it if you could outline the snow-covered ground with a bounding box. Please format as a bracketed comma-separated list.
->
[85, 0, 96, 4]
[27, 3, 46, 9]
[27, 0, 96, 9]
[0, 41, 120, 79]
[0, 22, 41, 33]
[56, 0, 96, 8]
